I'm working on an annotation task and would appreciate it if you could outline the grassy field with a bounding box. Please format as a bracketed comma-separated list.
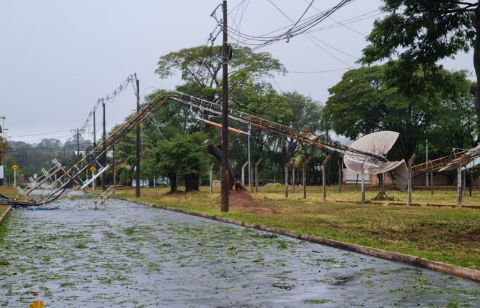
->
[2, 184, 480, 271]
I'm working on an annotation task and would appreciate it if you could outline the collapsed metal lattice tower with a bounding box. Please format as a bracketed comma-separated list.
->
[13, 91, 408, 206]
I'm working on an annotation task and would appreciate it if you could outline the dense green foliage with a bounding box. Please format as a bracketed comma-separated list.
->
[1, 137, 91, 185]
[150, 46, 329, 188]
[325, 63, 479, 163]
[360, 0, 480, 121]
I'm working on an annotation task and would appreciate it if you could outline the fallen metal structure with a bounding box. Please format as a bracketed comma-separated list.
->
[409, 146, 480, 207]
[8, 91, 407, 207]
[411, 146, 480, 176]
[343, 131, 409, 192]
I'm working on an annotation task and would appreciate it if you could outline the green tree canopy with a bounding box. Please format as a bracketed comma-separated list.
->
[153, 45, 291, 190]
[149, 132, 211, 192]
[156, 44, 288, 118]
[360, 1, 480, 120]
[428, 78, 479, 155]
[272, 92, 323, 162]
[324, 65, 475, 160]
[36, 138, 62, 153]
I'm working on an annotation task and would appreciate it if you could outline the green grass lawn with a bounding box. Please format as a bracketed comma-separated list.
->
[0, 205, 8, 217]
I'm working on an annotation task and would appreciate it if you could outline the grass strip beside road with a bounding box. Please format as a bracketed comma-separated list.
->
[0, 205, 8, 218]
[112, 186, 480, 272]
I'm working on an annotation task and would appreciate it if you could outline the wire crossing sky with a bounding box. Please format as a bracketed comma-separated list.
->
[0, 0, 473, 144]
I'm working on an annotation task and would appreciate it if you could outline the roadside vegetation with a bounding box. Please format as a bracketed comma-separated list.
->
[0, 205, 8, 217]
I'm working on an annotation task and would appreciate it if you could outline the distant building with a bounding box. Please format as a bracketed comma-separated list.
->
[343, 168, 369, 185]
[132, 177, 170, 187]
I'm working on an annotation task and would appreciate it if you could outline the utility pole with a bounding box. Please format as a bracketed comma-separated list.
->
[0, 116, 5, 186]
[221, 0, 229, 212]
[102, 99, 106, 191]
[93, 109, 97, 191]
[426, 139, 429, 186]
[135, 75, 141, 198]
[76, 129, 80, 156]
[70, 128, 84, 157]
[112, 145, 116, 185]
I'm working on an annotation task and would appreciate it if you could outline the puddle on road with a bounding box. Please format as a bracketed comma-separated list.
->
[0, 198, 479, 307]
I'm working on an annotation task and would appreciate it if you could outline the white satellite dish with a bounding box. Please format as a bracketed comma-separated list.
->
[343, 131, 408, 191]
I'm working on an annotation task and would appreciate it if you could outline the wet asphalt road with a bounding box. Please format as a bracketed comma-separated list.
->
[0, 198, 479, 308]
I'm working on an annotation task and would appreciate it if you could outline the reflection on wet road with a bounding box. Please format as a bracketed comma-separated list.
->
[0, 199, 479, 307]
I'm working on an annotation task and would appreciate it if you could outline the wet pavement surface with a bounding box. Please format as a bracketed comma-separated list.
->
[0, 198, 479, 308]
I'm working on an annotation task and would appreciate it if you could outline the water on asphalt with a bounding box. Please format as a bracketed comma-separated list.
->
[0, 198, 479, 307]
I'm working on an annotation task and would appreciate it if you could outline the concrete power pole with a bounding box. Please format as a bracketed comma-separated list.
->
[102, 99, 107, 191]
[93, 110, 96, 190]
[135, 76, 141, 198]
[221, 0, 229, 212]
[76, 129, 80, 156]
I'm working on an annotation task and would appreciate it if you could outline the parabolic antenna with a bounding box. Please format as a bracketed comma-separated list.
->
[344, 131, 408, 191]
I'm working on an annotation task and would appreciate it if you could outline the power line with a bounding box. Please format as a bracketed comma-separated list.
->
[10, 129, 72, 138]
[286, 0, 315, 42]
[304, 0, 381, 36]
[289, 67, 355, 74]
[235, 0, 357, 49]
[78, 74, 136, 133]
[226, 0, 375, 51]
[261, 0, 357, 66]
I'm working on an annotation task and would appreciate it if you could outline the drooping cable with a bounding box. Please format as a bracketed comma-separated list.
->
[225, 0, 357, 49]
[78, 74, 136, 134]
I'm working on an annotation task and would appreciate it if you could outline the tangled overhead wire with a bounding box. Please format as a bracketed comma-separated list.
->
[78, 74, 137, 134]
[227, 0, 356, 49]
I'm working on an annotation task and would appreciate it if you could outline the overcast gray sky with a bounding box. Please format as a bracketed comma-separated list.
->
[0, 0, 474, 144]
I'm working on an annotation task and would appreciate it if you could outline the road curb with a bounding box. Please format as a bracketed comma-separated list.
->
[110, 197, 480, 282]
[0, 206, 12, 225]
[157, 205, 480, 283]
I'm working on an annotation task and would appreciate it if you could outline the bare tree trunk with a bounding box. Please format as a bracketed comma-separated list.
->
[168, 172, 177, 193]
[472, 9, 480, 121]
[185, 174, 199, 192]
[204, 140, 236, 189]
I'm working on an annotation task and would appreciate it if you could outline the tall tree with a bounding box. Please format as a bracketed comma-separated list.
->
[6, 141, 50, 178]
[271, 92, 323, 163]
[156, 45, 286, 104]
[156, 45, 289, 125]
[36, 138, 62, 153]
[155, 45, 288, 189]
[428, 78, 479, 153]
[151, 132, 211, 192]
[325, 65, 435, 160]
[325, 64, 477, 161]
[360, 1, 480, 120]
[0, 133, 6, 167]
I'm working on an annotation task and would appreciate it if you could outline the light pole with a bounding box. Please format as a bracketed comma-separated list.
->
[221, 0, 229, 212]
[426, 139, 429, 186]
[0, 116, 5, 139]
[248, 123, 251, 188]
[0, 116, 5, 186]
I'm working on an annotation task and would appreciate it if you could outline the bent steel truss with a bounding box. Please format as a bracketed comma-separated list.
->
[15, 91, 405, 206]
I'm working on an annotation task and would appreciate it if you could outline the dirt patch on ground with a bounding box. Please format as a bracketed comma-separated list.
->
[229, 189, 274, 214]
[262, 183, 278, 187]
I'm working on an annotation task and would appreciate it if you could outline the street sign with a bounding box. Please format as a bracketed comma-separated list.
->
[90, 166, 96, 173]
[12, 164, 18, 170]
